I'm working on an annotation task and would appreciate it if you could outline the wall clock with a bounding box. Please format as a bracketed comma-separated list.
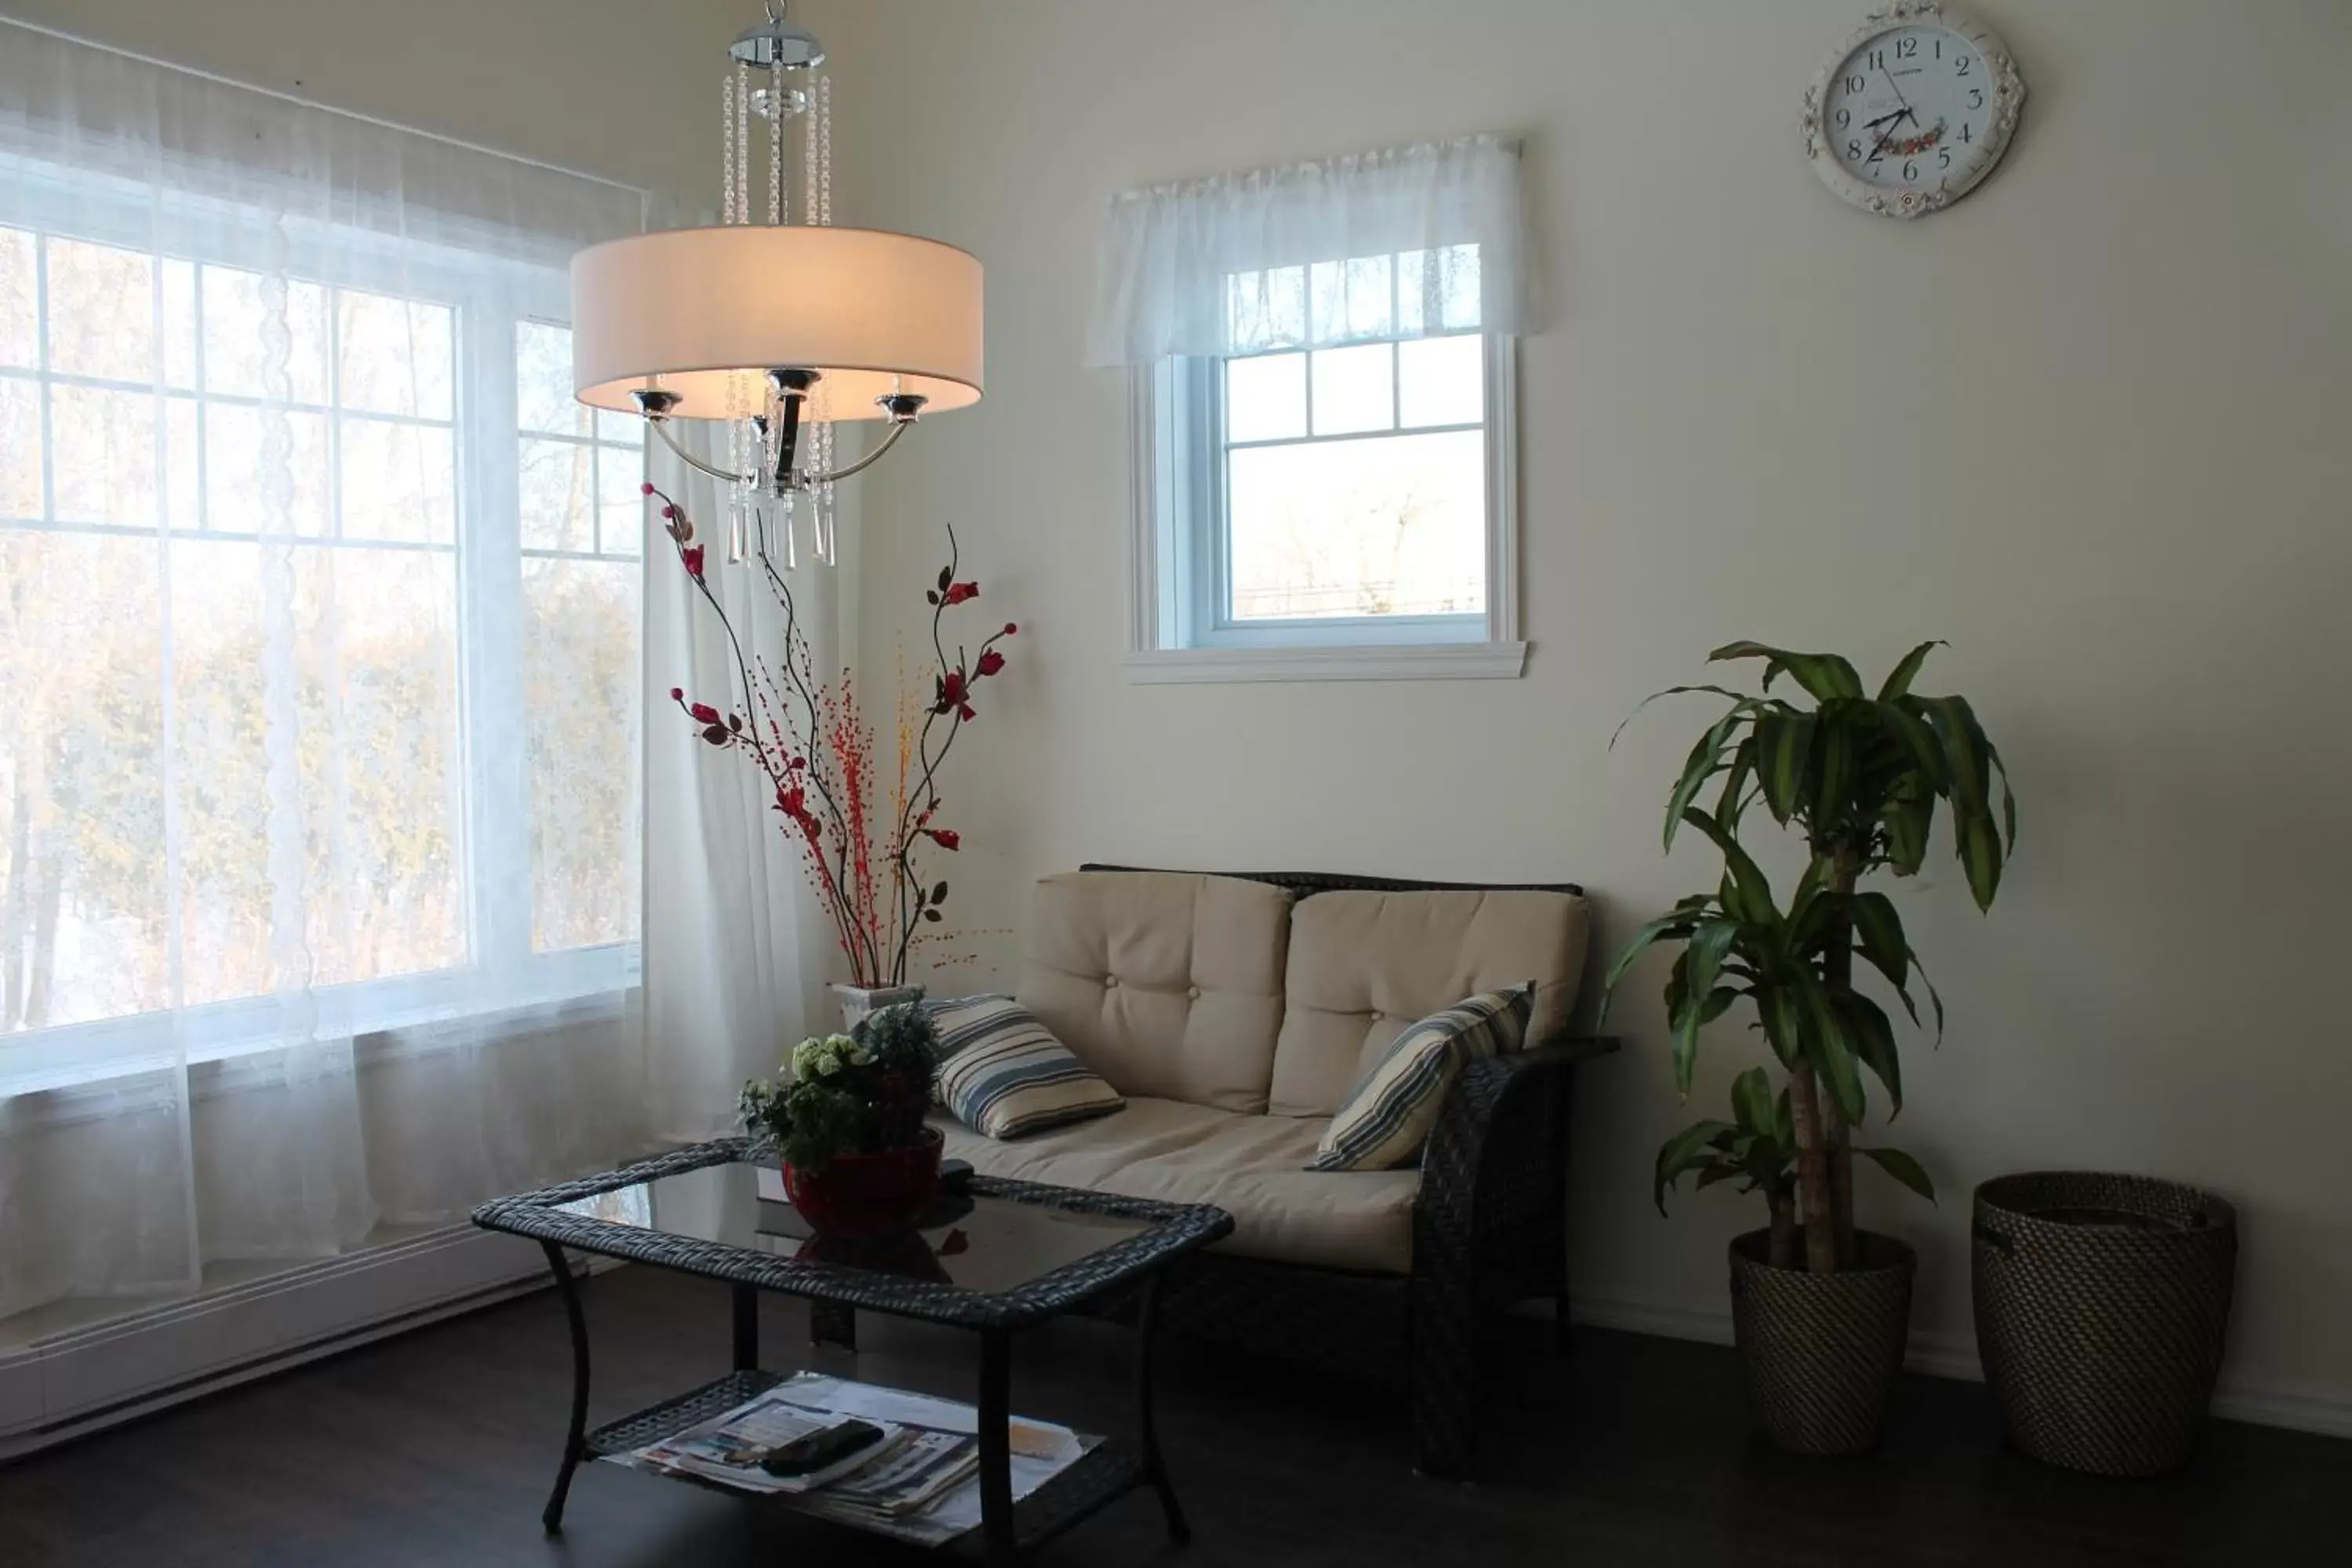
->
[1802, 2, 2025, 219]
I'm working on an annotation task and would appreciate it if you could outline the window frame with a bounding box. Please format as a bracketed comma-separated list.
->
[1126, 330, 1524, 684]
[0, 160, 641, 1072]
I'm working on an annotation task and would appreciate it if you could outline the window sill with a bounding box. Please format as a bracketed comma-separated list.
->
[1123, 641, 1528, 684]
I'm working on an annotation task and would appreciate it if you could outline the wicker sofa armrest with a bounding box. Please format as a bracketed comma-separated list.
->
[1418, 1036, 1619, 1298]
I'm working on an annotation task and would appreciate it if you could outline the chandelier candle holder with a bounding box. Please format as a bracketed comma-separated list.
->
[569, 2, 984, 567]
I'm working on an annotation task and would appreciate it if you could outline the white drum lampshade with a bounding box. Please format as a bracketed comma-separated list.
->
[570, 223, 985, 422]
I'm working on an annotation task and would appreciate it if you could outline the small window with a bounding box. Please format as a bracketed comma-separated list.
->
[1130, 246, 1523, 681]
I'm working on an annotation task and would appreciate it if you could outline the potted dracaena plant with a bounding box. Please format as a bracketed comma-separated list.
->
[1604, 640, 2016, 1455]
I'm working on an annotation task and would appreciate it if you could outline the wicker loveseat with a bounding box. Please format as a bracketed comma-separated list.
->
[927, 866, 1617, 1477]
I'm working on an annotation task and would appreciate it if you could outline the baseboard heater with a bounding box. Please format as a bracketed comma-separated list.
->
[0, 1225, 578, 1460]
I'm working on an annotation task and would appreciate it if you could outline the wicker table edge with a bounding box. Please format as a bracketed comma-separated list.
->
[469, 1138, 1234, 1329]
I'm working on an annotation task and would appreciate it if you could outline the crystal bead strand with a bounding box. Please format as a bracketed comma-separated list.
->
[720, 71, 737, 228]
[734, 62, 752, 224]
[767, 58, 784, 226]
[816, 70, 837, 561]
[818, 74, 833, 226]
[802, 67, 818, 230]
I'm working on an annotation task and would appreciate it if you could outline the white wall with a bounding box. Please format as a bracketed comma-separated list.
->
[0, 0, 740, 198]
[811, 0, 2352, 1424]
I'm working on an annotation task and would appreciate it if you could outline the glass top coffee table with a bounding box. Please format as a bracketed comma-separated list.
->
[471, 1137, 1232, 1564]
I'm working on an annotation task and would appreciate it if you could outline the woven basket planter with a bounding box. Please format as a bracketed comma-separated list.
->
[1972, 1171, 2238, 1477]
[1729, 1229, 1916, 1455]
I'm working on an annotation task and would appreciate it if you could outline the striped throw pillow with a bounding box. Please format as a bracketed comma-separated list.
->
[931, 996, 1125, 1141]
[1308, 987, 1534, 1172]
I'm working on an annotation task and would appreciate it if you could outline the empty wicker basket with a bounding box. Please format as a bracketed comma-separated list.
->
[1972, 1171, 2238, 1476]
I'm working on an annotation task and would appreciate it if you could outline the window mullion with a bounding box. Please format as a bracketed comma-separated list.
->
[456, 286, 531, 973]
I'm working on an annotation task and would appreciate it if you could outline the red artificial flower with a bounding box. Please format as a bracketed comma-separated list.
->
[935, 670, 975, 721]
[1003, 622, 1018, 636]
[640, 481, 655, 497]
[942, 581, 980, 605]
[670, 687, 684, 702]
[975, 648, 1006, 679]
[689, 702, 721, 725]
[682, 544, 706, 582]
[924, 828, 961, 851]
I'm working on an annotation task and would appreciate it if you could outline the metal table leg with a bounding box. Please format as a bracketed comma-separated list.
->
[539, 1241, 590, 1534]
[1136, 1273, 1190, 1544]
[978, 1328, 1018, 1566]
[732, 1283, 759, 1370]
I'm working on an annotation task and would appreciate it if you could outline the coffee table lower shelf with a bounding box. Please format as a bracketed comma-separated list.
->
[585, 1370, 1150, 1557]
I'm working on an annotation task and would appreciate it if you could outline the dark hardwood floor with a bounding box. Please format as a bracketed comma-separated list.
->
[0, 1264, 2340, 1566]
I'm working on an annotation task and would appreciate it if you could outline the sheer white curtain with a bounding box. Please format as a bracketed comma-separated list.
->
[0, 21, 657, 1321]
[641, 429, 852, 1142]
[1087, 132, 1530, 365]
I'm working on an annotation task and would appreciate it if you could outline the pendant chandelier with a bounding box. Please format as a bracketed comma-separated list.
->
[568, 2, 984, 566]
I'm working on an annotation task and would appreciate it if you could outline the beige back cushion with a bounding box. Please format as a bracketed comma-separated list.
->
[1018, 872, 1293, 1114]
[1269, 888, 1591, 1117]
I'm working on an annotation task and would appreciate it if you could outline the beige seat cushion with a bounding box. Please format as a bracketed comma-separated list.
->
[932, 1098, 1419, 1276]
[1269, 888, 1590, 1118]
[1018, 872, 1292, 1115]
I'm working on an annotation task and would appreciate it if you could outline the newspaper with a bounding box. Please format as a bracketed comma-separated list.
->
[607, 1370, 1096, 1548]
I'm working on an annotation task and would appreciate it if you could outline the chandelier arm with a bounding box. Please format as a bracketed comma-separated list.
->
[807, 419, 912, 485]
[648, 417, 760, 485]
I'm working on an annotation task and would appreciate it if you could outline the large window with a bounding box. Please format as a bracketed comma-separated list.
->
[1131, 245, 1520, 681]
[0, 202, 639, 1049]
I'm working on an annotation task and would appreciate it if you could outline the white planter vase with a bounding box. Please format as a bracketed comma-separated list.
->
[832, 982, 925, 1034]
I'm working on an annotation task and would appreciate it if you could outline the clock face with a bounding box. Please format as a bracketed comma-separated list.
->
[1822, 26, 1994, 195]
[1806, 6, 2024, 218]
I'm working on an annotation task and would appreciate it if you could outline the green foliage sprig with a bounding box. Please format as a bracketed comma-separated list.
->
[739, 1003, 940, 1174]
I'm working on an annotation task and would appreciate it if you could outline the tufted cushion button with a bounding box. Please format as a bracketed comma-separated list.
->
[1103, 975, 1119, 989]
[1187, 985, 1201, 1000]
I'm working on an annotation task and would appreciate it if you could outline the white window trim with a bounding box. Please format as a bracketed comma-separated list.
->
[0, 159, 640, 1083]
[1124, 335, 1526, 684]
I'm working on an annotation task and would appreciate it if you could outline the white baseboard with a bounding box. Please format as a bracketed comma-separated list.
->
[1564, 1293, 2352, 1441]
[0, 1225, 573, 1458]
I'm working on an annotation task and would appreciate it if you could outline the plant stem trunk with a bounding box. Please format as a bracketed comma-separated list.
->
[1767, 1189, 1798, 1269]
[1827, 1100, 1856, 1269]
[1787, 1065, 1838, 1274]
[1825, 848, 1862, 1269]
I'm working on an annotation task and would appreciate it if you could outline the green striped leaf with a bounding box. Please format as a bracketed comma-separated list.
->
[1794, 967, 1866, 1123]
[1877, 701, 1948, 791]
[1850, 891, 1910, 996]
[1664, 702, 1757, 851]
[1682, 808, 1779, 930]
[1655, 1120, 1736, 1214]
[1877, 640, 1946, 700]
[1759, 984, 1802, 1070]
[1710, 642, 1864, 702]
[1731, 1065, 1776, 1136]
[1882, 793, 1933, 877]
[1812, 706, 1856, 826]
[1917, 694, 1994, 816]
[1609, 684, 1752, 751]
[1754, 711, 1813, 824]
[1959, 810, 2005, 911]
[1599, 911, 1700, 1018]
[1839, 988, 1903, 1116]
[1857, 1145, 1936, 1203]
[1716, 736, 1758, 830]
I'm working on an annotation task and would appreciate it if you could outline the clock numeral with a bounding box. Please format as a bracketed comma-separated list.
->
[1847, 139, 1864, 162]
[1934, 38, 1943, 60]
[1938, 148, 1952, 170]
[1968, 87, 1984, 109]
[1867, 48, 1885, 70]
[1895, 37, 1918, 60]
[1844, 74, 1866, 94]
[1835, 107, 1850, 128]
[1955, 55, 1971, 76]
[1959, 122, 1974, 144]
[1902, 159, 1918, 181]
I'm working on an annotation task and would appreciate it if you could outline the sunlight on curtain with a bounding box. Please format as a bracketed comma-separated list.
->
[0, 20, 657, 1321]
